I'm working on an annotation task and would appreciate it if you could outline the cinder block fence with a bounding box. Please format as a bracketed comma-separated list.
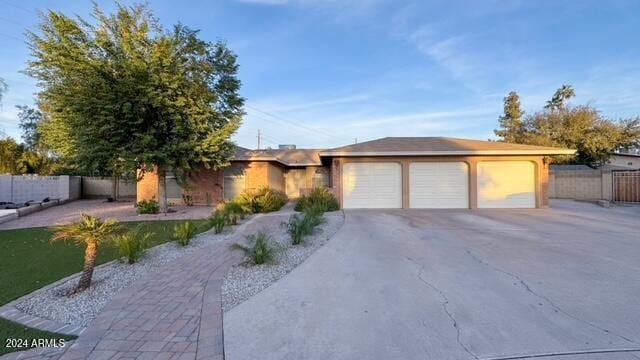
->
[549, 168, 613, 201]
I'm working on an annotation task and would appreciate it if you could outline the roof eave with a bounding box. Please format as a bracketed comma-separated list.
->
[318, 150, 577, 157]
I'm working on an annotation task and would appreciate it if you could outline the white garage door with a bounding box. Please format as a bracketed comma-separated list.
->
[409, 162, 469, 208]
[342, 162, 402, 209]
[477, 161, 536, 208]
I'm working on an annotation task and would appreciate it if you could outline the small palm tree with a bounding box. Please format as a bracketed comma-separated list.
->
[51, 214, 122, 294]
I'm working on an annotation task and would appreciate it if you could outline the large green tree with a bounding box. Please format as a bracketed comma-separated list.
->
[494, 91, 525, 143]
[27, 4, 243, 209]
[494, 85, 640, 166]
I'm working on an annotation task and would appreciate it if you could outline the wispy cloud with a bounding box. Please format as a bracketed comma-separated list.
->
[249, 93, 370, 113]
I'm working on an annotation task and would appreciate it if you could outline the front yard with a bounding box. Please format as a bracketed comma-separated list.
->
[0, 219, 209, 355]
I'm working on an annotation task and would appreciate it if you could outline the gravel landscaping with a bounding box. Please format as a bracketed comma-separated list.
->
[222, 211, 345, 310]
[11, 217, 251, 328]
[9, 207, 345, 329]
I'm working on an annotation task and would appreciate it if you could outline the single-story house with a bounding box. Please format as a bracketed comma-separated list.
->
[137, 137, 574, 209]
[606, 152, 640, 170]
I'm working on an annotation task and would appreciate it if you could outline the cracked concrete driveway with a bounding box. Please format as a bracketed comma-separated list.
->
[224, 200, 640, 360]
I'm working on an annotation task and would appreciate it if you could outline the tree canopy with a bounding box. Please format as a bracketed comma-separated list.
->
[494, 85, 640, 166]
[494, 91, 524, 143]
[26, 3, 244, 207]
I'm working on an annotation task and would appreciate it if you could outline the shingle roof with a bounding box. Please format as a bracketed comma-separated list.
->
[233, 146, 322, 166]
[319, 137, 575, 156]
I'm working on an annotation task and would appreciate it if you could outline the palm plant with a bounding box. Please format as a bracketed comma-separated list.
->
[50, 214, 122, 294]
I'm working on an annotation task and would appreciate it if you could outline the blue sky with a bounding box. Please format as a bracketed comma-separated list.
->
[1, 0, 639, 149]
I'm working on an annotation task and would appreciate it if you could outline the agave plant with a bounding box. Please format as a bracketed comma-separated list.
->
[50, 214, 122, 294]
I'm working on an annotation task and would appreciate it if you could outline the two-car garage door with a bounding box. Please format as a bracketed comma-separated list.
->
[342, 161, 536, 209]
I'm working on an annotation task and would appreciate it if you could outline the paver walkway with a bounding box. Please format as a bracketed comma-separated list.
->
[58, 239, 241, 360]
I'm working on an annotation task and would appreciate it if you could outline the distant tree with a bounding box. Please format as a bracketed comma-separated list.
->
[27, 4, 243, 209]
[17, 105, 43, 151]
[494, 91, 525, 143]
[0, 78, 7, 105]
[545, 84, 575, 111]
[0, 137, 23, 174]
[495, 85, 640, 166]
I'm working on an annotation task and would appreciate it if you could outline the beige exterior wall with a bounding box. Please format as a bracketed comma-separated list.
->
[606, 155, 640, 169]
[285, 166, 329, 198]
[331, 156, 548, 209]
[549, 169, 613, 201]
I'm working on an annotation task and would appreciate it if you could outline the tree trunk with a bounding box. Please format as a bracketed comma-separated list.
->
[157, 166, 168, 214]
[75, 242, 98, 293]
[111, 174, 120, 201]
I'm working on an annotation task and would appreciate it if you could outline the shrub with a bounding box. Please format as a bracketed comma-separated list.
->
[136, 198, 159, 214]
[209, 210, 229, 234]
[231, 232, 278, 265]
[236, 187, 287, 213]
[295, 187, 339, 213]
[114, 226, 153, 264]
[217, 201, 250, 225]
[173, 221, 198, 246]
[287, 207, 325, 245]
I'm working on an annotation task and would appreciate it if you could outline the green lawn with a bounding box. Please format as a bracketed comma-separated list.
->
[0, 318, 77, 355]
[0, 219, 210, 355]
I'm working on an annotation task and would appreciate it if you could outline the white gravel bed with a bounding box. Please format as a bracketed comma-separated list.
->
[222, 211, 344, 310]
[12, 218, 250, 328]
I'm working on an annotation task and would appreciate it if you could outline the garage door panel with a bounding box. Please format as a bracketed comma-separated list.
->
[343, 163, 401, 209]
[477, 161, 535, 208]
[409, 162, 469, 208]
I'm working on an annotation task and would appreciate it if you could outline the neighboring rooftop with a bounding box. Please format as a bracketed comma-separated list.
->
[319, 137, 575, 156]
[233, 146, 322, 166]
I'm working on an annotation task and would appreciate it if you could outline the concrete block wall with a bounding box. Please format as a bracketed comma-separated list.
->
[82, 177, 137, 198]
[549, 169, 613, 201]
[0, 175, 81, 203]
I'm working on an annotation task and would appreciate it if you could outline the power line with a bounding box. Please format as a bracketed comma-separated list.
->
[245, 104, 353, 143]
[0, 32, 24, 42]
[0, 0, 35, 14]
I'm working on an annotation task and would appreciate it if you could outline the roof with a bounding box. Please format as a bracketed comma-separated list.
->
[233, 146, 322, 166]
[319, 137, 575, 156]
[611, 152, 640, 158]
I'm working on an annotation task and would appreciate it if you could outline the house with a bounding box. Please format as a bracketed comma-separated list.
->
[606, 152, 640, 169]
[137, 137, 575, 209]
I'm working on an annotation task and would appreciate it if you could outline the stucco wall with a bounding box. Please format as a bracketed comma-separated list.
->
[606, 155, 640, 169]
[331, 156, 547, 209]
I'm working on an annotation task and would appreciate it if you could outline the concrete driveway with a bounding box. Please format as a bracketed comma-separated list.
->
[224, 200, 640, 360]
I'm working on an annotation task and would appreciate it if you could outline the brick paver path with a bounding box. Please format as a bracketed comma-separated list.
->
[58, 239, 242, 360]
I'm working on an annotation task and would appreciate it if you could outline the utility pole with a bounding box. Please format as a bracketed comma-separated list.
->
[257, 129, 261, 149]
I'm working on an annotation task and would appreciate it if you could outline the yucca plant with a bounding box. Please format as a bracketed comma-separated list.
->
[287, 206, 325, 245]
[231, 232, 278, 265]
[209, 210, 229, 234]
[114, 226, 153, 264]
[50, 214, 122, 294]
[173, 221, 198, 246]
